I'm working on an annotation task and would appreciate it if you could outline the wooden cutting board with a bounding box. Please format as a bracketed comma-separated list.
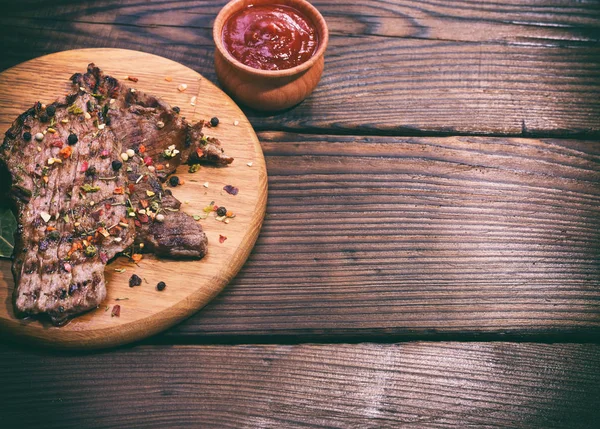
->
[0, 49, 267, 349]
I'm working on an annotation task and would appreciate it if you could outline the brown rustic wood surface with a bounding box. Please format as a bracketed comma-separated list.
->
[1, 343, 600, 428]
[161, 133, 600, 340]
[0, 0, 599, 427]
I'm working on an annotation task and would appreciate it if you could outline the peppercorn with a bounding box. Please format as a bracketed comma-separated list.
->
[112, 160, 123, 171]
[46, 105, 56, 117]
[23, 132, 32, 141]
[169, 176, 179, 187]
[39, 113, 49, 123]
[129, 274, 142, 287]
[156, 281, 166, 291]
[210, 117, 219, 127]
[67, 133, 78, 145]
[85, 166, 97, 177]
[216, 206, 227, 217]
[172, 106, 180, 114]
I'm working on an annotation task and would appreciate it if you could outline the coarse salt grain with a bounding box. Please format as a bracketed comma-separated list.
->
[178, 83, 188, 92]
[190, 96, 196, 106]
[40, 212, 51, 223]
[234, 120, 239, 126]
[203, 182, 209, 188]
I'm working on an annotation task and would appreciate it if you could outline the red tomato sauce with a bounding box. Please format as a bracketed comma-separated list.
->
[222, 4, 318, 71]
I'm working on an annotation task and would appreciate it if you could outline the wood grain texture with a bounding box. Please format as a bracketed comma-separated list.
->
[0, 49, 267, 348]
[1, 342, 599, 428]
[0, 0, 598, 136]
[154, 133, 600, 340]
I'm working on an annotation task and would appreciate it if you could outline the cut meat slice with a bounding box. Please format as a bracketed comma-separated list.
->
[125, 154, 208, 259]
[70, 64, 233, 182]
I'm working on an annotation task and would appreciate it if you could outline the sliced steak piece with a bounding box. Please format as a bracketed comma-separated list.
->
[1, 92, 134, 325]
[125, 157, 207, 259]
[70, 64, 233, 182]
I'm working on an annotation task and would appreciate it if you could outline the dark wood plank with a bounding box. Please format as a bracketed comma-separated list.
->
[157, 134, 600, 340]
[1, 342, 599, 428]
[0, 0, 598, 136]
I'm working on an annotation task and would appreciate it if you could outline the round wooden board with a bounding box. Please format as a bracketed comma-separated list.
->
[0, 49, 267, 349]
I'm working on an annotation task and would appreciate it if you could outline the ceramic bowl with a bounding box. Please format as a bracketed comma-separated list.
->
[213, 0, 329, 111]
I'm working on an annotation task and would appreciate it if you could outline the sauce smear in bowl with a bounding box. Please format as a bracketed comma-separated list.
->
[222, 4, 318, 71]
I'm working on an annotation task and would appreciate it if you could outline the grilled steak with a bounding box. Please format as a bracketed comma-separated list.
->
[1, 64, 230, 325]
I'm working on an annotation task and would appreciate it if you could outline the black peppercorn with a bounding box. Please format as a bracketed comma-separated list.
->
[23, 132, 32, 141]
[216, 206, 227, 217]
[46, 105, 56, 117]
[210, 117, 219, 127]
[112, 160, 123, 171]
[129, 274, 142, 287]
[172, 106, 180, 114]
[67, 133, 78, 145]
[156, 281, 166, 291]
[169, 176, 179, 187]
[39, 113, 49, 123]
[69, 283, 78, 295]
[85, 166, 97, 177]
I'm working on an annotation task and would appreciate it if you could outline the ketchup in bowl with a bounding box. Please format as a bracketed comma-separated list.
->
[222, 4, 319, 71]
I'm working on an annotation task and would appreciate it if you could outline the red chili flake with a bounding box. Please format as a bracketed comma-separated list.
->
[80, 161, 89, 173]
[131, 254, 143, 263]
[223, 185, 239, 196]
[139, 144, 146, 153]
[128, 184, 135, 193]
[140, 199, 149, 208]
[213, 205, 219, 211]
[143, 156, 153, 166]
[138, 214, 149, 223]
[219, 234, 227, 243]
[113, 187, 124, 195]
[111, 304, 121, 317]
[127, 76, 139, 82]
[196, 148, 204, 157]
[50, 140, 64, 148]
[134, 219, 142, 228]
[59, 146, 73, 159]
[100, 149, 111, 158]
[105, 203, 112, 210]
[99, 252, 109, 264]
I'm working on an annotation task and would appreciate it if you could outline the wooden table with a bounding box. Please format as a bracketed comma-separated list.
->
[1, 1, 599, 427]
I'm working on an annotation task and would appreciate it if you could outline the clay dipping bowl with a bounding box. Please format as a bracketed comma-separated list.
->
[213, 0, 329, 111]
